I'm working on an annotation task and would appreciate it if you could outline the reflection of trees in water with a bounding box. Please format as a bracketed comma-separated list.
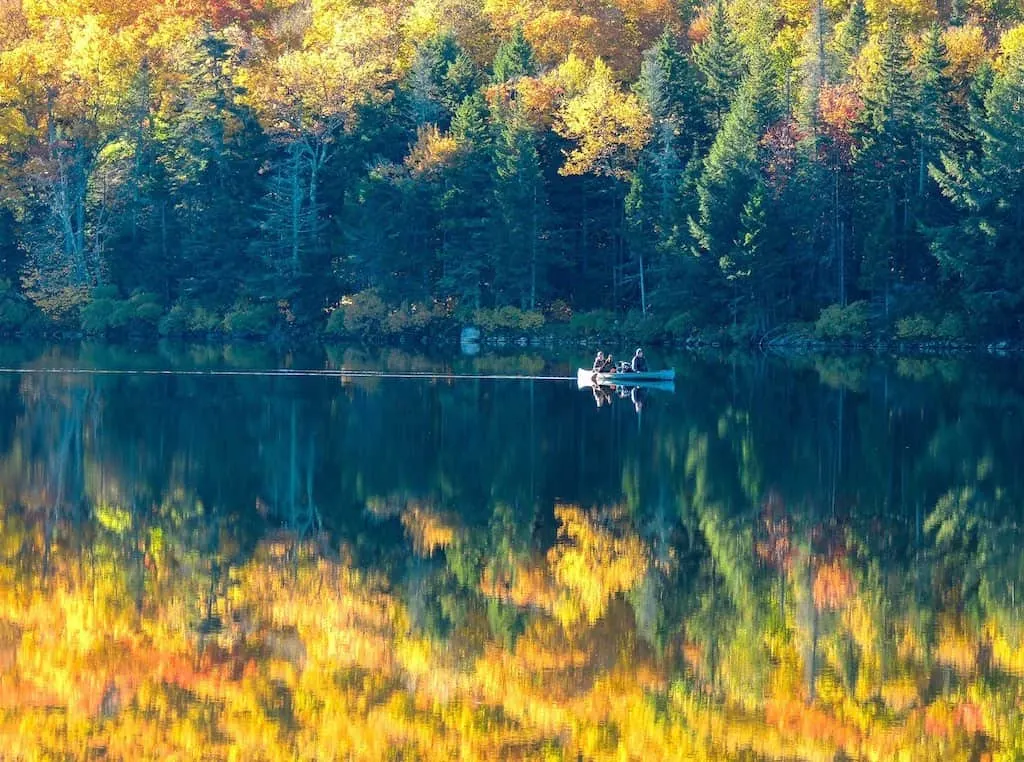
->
[0, 347, 1022, 758]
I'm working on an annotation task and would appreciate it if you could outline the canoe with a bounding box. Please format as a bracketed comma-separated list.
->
[577, 367, 676, 389]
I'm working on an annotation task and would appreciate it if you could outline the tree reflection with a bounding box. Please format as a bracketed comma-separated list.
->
[0, 345, 1021, 759]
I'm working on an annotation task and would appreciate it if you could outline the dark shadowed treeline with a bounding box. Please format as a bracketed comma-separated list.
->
[0, 0, 1022, 342]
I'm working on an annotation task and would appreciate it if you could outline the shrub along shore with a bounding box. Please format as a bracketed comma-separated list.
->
[0, 281, 1018, 355]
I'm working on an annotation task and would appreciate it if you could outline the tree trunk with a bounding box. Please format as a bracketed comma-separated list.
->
[639, 249, 647, 316]
[291, 142, 303, 267]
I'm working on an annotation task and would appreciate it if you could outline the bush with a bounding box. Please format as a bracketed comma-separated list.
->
[126, 291, 162, 328]
[663, 312, 697, 339]
[376, 301, 441, 336]
[935, 312, 967, 340]
[814, 301, 871, 340]
[568, 309, 616, 336]
[81, 288, 164, 336]
[469, 306, 544, 334]
[222, 302, 277, 337]
[159, 302, 222, 337]
[621, 310, 664, 343]
[189, 307, 222, 334]
[518, 310, 545, 331]
[895, 314, 937, 340]
[895, 311, 968, 341]
[0, 279, 35, 334]
[79, 293, 121, 335]
[495, 306, 522, 330]
[471, 308, 497, 332]
[545, 299, 572, 323]
[158, 305, 190, 337]
[324, 290, 388, 338]
[408, 302, 439, 331]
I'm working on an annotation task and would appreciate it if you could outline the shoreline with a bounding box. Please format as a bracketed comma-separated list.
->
[1, 327, 1022, 360]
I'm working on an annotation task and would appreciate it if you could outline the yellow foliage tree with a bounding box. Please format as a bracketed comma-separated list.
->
[553, 58, 651, 179]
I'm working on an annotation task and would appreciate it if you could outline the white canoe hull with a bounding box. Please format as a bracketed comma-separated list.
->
[577, 367, 676, 389]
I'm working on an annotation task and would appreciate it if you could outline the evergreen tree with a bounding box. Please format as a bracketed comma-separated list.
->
[628, 34, 703, 315]
[441, 54, 482, 114]
[797, 0, 828, 132]
[691, 49, 780, 321]
[408, 45, 446, 127]
[408, 34, 475, 128]
[930, 44, 1024, 328]
[148, 31, 264, 306]
[829, 0, 868, 81]
[851, 15, 918, 307]
[915, 27, 962, 200]
[637, 32, 709, 148]
[493, 112, 551, 309]
[694, 0, 744, 130]
[440, 93, 497, 310]
[0, 208, 22, 284]
[492, 26, 537, 84]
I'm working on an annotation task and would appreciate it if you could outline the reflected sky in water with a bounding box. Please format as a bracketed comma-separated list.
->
[0, 343, 1022, 760]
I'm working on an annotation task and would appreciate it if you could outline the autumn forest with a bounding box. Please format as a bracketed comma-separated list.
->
[0, 0, 1021, 342]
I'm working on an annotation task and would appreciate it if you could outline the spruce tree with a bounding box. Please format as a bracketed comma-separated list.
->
[694, 0, 744, 130]
[851, 15, 918, 305]
[637, 32, 709, 147]
[829, 0, 868, 81]
[930, 45, 1024, 328]
[440, 93, 497, 310]
[492, 26, 537, 84]
[915, 27, 961, 198]
[493, 113, 551, 309]
[691, 49, 779, 268]
[628, 34, 703, 314]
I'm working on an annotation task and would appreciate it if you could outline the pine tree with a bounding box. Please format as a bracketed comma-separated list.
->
[797, 0, 828, 133]
[851, 15, 918, 306]
[408, 34, 475, 128]
[492, 26, 537, 84]
[694, 0, 744, 131]
[440, 93, 497, 310]
[915, 27, 962, 199]
[408, 45, 445, 127]
[442, 54, 482, 115]
[930, 43, 1024, 328]
[829, 0, 868, 81]
[628, 34, 701, 315]
[493, 112, 551, 309]
[691, 49, 779, 268]
[637, 32, 709, 148]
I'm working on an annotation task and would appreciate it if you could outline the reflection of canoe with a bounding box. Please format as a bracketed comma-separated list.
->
[576, 368, 676, 391]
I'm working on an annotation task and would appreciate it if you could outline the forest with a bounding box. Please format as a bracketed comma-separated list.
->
[0, 0, 1022, 343]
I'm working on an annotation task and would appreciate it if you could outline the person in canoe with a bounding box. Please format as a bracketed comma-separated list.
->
[592, 351, 606, 373]
[631, 347, 648, 373]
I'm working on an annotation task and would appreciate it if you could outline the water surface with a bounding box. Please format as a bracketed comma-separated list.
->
[0, 343, 1022, 760]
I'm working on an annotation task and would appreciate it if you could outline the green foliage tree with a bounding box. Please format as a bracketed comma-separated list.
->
[829, 0, 868, 81]
[930, 40, 1024, 329]
[440, 93, 497, 310]
[492, 26, 538, 84]
[692, 50, 779, 264]
[851, 16, 919, 309]
[493, 111, 552, 309]
[694, 0, 745, 130]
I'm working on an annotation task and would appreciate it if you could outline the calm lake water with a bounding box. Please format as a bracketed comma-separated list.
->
[1, 342, 1022, 760]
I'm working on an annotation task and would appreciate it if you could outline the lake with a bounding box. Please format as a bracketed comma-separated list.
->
[0, 342, 1021, 760]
